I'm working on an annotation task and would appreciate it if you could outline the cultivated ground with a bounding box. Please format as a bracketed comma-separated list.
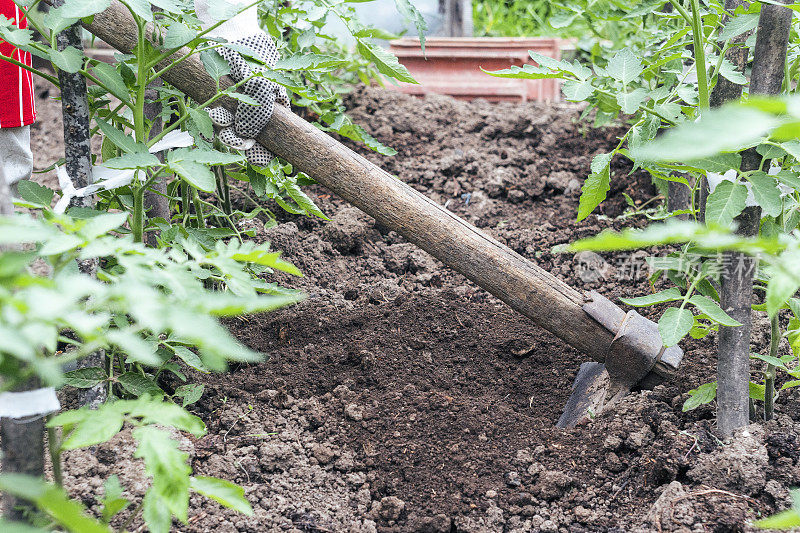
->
[31, 86, 800, 532]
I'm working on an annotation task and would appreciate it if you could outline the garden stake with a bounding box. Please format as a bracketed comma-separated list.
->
[52, 4, 108, 408]
[703, 0, 750, 222]
[717, 0, 792, 438]
[71, 0, 684, 426]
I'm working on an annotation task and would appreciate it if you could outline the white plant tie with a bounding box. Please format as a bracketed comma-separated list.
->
[0, 387, 60, 420]
[54, 131, 195, 214]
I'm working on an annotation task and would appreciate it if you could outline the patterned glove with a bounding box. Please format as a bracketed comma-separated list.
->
[195, 0, 289, 167]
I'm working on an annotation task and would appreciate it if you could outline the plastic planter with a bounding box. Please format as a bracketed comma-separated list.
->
[388, 37, 562, 102]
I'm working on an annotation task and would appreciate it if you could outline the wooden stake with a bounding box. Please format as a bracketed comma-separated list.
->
[716, 0, 792, 438]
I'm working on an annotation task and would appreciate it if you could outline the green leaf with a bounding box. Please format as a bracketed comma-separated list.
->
[688, 295, 741, 326]
[686, 153, 742, 173]
[169, 345, 209, 373]
[284, 182, 329, 220]
[103, 152, 161, 170]
[134, 426, 191, 522]
[108, 330, 161, 365]
[577, 153, 612, 221]
[356, 40, 416, 83]
[180, 149, 245, 165]
[53, 0, 111, 19]
[167, 151, 216, 192]
[617, 88, 647, 114]
[562, 79, 594, 101]
[174, 384, 204, 407]
[606, 48, 643, 85]
[201, 50, 231, 81]
[187, 108, 213, 140]
[48, 45, 84, 73]
[705, 180, 748, 227]
[754, 509, 800, 529]
[658, 307, 693, 347]
[164, 22, 196, 48]
[101, 475, 130, 523]
[60, 408, 124, 449]
[16, 181, 54, 208]
[63, 367, 107, 388]
[718, 58, 747, 85]
[393, 0, 427, 53]
[40, 233, 83, 255]
[746, 172, 782, 218]
[718, 13, 759, 41]
[190, 476, 253, 515]
[117, 372, 163, 398]
[620, 287, 684, 307]
[549, 11, 578, 28]
[781, 380, 800, 390]
[142, 491, 171, 533]
[751, 352, 787, 369]
[95, 118, 141, 154]
[0, 474, 111, 533]
[682, 381, 717, 411]
[774, 169, 800, 193]
[273, 54, 348, 71]
[91, 62, 130, 102]
[78, 211, 129, 240]
[749, 381, 765, 401]
[0, 519, 50, 532]
[127, 397, 206, 436]
[766, 270, 800, 318]
[631, 106, 777, 162]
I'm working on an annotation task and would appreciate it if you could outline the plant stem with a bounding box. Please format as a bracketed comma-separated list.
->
[132, 186, 145, 242]
[192, 188, 206, 228]
[46, 423, 63, 486]
[690, 0, 709, 109]
[764, 314, 779, 421]
[181, 180, 191, 226]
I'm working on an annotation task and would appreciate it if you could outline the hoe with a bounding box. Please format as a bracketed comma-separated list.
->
[72, 1, 684, 427]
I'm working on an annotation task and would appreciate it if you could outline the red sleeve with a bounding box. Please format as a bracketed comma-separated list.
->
[0, 1, 36, 128]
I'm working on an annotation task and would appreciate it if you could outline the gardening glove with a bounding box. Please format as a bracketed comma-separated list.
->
[194, 0, 290, 167]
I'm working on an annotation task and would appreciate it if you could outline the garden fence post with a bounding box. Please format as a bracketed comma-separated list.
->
[716, 0, 792, 438]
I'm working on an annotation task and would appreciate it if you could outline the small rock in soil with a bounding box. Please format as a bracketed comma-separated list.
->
[687, 424, 768, 496]
[532, 470, 574, 501]
[378, 496, 406, 521]
[345, 403, 364, 421]
[504, 471, 522, 488]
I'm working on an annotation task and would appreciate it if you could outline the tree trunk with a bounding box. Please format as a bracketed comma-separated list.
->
[717, 0, 792, 438]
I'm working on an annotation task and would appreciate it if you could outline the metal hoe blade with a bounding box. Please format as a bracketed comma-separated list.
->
[557, 291, 684, 429]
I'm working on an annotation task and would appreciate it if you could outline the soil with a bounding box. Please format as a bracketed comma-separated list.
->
[28, 87, 800, 532]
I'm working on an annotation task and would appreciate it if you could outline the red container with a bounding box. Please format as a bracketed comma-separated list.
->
[388, 37, 561, 102]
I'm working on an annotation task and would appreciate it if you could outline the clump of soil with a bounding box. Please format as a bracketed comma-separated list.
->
[31, 87, 800, 532]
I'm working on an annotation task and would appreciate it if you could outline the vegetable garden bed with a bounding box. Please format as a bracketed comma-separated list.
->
[26, 86, 800, 532]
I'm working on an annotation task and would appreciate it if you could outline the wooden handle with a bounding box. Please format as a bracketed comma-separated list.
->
[79, 2, 632, 365]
